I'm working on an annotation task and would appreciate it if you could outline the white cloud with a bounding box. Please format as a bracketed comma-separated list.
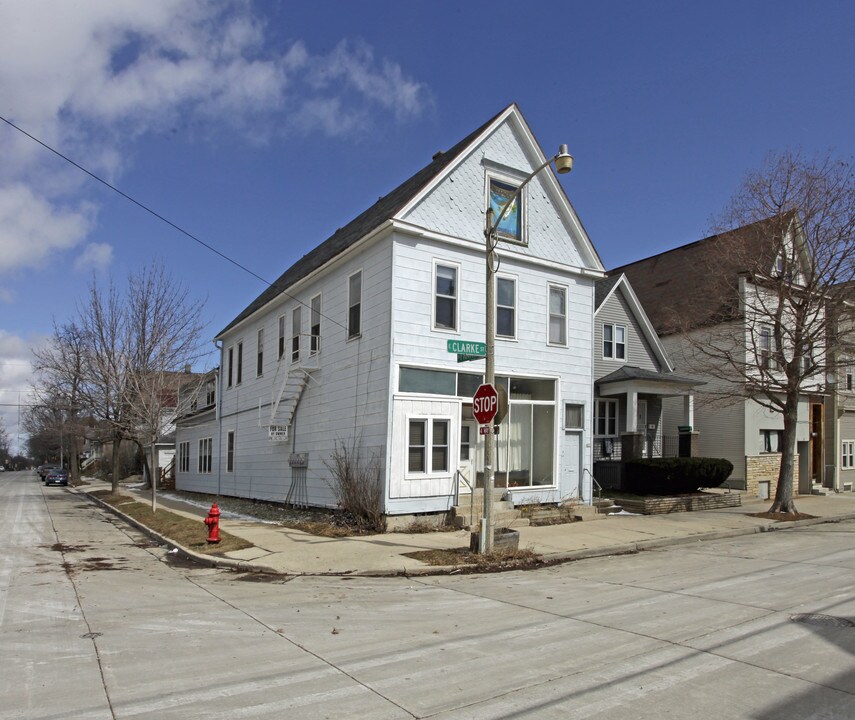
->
[0, 2, 430, 274]
[0, 184, 92, 272]
[74, 242, 113, 273]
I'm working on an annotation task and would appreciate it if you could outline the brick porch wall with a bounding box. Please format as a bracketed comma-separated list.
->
[745, 454, 802, 498]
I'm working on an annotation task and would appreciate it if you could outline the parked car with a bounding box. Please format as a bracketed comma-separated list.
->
[44, 468, 69, 486]
[38, 464, 59, 480]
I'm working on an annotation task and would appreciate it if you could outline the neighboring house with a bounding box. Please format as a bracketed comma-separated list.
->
[826, 288, 855, 492]
[613, 217, 825, 498]
[592, 274, 699, 489]
[175, 104, 605, 521]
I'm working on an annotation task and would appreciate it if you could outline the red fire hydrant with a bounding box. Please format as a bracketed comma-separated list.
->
[204, 503, 221, 544]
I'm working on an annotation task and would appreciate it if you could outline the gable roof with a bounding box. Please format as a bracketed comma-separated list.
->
[594, 273, 674, 373]
[610, 213, 797, 336]
[218, 106, 515, 337]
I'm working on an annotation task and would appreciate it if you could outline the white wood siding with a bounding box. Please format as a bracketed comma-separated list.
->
[403, 122, 587, 270]
[204, 237, 394, 506]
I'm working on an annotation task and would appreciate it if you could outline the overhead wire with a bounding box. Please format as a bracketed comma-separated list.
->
[0, 113, 349, 333]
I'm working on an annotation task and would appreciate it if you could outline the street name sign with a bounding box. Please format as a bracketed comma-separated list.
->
[447, 339, 486, 357]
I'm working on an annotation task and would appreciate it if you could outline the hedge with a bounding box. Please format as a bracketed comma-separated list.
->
[624, 457, 734, 496]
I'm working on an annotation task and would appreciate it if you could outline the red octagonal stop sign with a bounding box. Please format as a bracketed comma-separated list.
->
[472, 383, 498, 425]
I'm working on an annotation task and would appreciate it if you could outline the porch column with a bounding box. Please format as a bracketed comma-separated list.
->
[683, 393, 694, 427]
[627, 391, 638, 432]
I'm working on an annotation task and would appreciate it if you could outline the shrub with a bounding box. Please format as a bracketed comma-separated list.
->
[324, 439, 387, 533]
[624, 457, 734, 496]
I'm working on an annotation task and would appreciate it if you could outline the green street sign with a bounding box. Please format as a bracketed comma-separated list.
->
[447, 339, 486, 356]
[457, 354, 485, 363]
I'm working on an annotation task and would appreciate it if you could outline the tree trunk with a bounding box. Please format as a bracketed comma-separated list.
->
[69, 434, 81, 484]
[769, 393, 799, 514]
[111, 435, 121, 494]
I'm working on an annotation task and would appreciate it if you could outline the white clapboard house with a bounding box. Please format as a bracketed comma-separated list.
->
[175, 104, 605, 522]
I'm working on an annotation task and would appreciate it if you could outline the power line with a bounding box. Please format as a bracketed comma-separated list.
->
[0, 114, 349, 333]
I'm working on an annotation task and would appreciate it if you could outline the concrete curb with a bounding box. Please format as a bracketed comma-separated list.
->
[73, 486, 855, 577]
[77, 488, 283, 576]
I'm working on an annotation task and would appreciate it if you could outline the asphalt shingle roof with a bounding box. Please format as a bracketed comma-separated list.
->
[217, 106, 513, 337]
[610, 214, 794, 336]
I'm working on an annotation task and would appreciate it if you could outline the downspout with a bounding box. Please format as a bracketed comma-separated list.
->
[213, 339, 223, 498]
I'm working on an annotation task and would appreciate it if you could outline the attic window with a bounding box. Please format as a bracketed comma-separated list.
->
[489, 178, 523, 243]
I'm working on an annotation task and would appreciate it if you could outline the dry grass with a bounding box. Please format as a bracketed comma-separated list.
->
[748, 511, 818, 522]
[403, 546, 541, 570]
[91, 491, 253, 555]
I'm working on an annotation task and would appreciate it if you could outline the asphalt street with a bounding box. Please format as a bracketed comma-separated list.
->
[3, 470, 855, 719]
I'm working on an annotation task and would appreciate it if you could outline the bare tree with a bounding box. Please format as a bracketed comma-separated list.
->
[676, 151, 854, 513]
[31, 321, 88, 482]
[122, 263, 206, 511]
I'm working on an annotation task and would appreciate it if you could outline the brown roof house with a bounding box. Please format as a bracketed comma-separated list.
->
[613, 214, 830, 497]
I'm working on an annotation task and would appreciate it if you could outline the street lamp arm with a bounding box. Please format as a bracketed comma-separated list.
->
[486, 145, 573, 236]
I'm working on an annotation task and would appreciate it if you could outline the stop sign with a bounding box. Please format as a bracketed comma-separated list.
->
[472, 383, 499, 424]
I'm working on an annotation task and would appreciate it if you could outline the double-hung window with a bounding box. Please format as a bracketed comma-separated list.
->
[256, 329, 264, 377]
[489, 177, 523, 243]
[178, 441, 190, 473]
[226, 431, 235, 473]
[310, 294, 321, 355]
[548, 285, 567, 345]
[348, 271, 362, 339]
[594, 399, 617, 437]
[198, 438, 212, 474]
[842, 441, 855, 469]
[434, 263, 458, 331]
[496, 276, 516, 339]
[407, 418, 450, 475]
[236, 342, 243, 385]
[603, 323, 626, 360]
[291, 306, 301, 364]
[759, 325, 777, 370]
[278, 315, 286, 359]
[227, 347, 234, 388]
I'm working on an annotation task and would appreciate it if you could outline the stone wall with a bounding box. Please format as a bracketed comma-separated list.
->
[745, 454, 802, 498]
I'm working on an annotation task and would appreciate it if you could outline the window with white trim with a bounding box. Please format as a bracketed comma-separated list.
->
[564, 403, 584, 430]
[236, 342, 243, 385]
[759, 325, 777, 370]
[489, 177, 523, 243]
[594, 399, 617, 437]
[348, 271, 362, 339]
[434, 262, 458, 331]
[256, 329, 264, 377]
[845, 361, 853, 392]
[603, 323, 626, 360]
[226, 431, 235, 473]
[227, 347, 234, 388]
[843, 441, 855, 469]
[460, 425, 472, 462]
[407, 418, 450, 475]
[761, 429, 784, 453]
[310, 294, 321, 355]
[548, 285, 567, 345]
[278, 315, 285, 359]
[178, 441, 190, 473]
[291, 306, 301, 364]
[198, 438, 212, 474]
[496, 276, 516, 339]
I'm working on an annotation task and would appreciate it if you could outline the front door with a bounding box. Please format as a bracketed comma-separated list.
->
[810, 403, 824, 484]
[458, 421, 478, 494]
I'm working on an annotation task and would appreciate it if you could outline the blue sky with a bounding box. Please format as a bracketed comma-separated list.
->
[1, 1, 853, 454]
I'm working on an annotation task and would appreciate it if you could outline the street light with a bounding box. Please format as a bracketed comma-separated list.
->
[480, 145, 573, 553]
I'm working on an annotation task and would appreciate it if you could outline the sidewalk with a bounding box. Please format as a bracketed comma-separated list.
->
[78, 480, 855, 576]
